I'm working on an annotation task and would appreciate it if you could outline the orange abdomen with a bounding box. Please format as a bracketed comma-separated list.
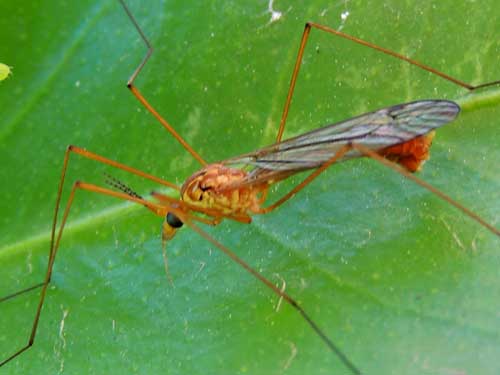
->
[379, 131, 435, 172]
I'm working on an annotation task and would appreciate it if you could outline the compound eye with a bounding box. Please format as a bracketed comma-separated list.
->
[166, 212, 183, 228]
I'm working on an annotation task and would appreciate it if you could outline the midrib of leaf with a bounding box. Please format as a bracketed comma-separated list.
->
[0, 200, 139, 259]
[457, 86, 500, 111]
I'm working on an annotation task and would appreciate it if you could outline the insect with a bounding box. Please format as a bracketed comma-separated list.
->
[0, 0, 500, 375]
[0, 63, 12, 81]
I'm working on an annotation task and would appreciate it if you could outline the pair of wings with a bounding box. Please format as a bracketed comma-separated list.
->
[222, 99, 460, 186]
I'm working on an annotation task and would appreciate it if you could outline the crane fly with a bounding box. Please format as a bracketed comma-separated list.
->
[1, 0, 499, 374]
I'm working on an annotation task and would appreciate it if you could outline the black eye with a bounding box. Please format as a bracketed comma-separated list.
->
[166, 212, 183, 228]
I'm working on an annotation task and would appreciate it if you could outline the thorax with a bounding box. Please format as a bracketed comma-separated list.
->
[180, 163, 268, 217]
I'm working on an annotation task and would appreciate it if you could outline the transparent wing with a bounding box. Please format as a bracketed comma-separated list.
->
[222, 99, 459, 185]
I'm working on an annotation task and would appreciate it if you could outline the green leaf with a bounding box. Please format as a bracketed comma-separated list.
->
[0, 1, 498, 374]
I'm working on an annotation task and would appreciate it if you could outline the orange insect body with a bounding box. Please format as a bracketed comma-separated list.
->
[181, 164, 268, 220]
[380, 132, 435, 172]
[180, 132, 434, 219]
[177, 132, 434, 227]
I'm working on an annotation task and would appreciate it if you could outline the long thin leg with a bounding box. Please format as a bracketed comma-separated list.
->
[68, 145, 180, 190]
[183, 218, 362, 375]
[0, 182, 166, 367]
[276, 22, 500, 142]
[49, 146, 179, 277]
[0, 146, 179, 311]
[118, 0, 206, 166]
[350, 143, 499, 236]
